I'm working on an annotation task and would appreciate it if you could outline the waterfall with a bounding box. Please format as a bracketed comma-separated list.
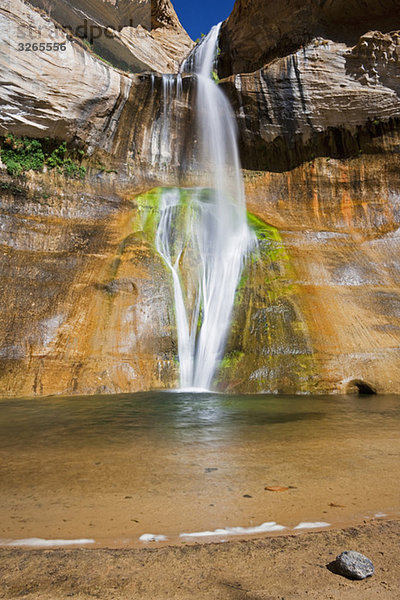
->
[150, 74, 182, 167]
[155, 24, 255, 391]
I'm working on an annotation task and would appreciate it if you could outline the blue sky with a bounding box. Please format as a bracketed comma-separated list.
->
[172, 0, 235, 40]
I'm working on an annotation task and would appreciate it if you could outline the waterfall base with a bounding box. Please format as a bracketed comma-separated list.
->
[155, 187, 254, 391]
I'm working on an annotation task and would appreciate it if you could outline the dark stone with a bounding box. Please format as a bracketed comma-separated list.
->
[331, 551, 374, 580]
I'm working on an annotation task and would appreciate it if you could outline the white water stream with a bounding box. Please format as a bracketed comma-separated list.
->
[155, 24, 255, 391]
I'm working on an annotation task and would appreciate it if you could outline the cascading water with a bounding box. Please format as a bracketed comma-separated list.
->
[151, 74, 182, 167]
[155, 24, 255, 391]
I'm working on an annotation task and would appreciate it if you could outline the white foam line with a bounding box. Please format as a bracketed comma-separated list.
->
[374, 512, 387, 518]
[140, 520, 334, 544]
[0, 538, 95, 547]
[293, 522, 330, 530]
[179, 522, 286, 538]
[139, 534, 168, 542]
[172, 388, 213, 394]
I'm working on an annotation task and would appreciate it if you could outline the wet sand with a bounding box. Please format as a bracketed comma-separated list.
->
[1, 519, 399, 599]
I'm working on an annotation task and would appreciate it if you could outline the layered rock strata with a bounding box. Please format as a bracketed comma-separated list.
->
[221, 32, 400, 171]
[26, 0, 193, 73]
[0, 174, 177, 397]
[219, 0, 400, 77]
[217, 27, 400, 394]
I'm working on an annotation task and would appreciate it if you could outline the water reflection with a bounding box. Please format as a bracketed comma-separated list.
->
[0, 392, 399, 450]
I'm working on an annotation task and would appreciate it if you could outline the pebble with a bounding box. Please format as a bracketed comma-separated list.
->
[334, 550, 374, 580]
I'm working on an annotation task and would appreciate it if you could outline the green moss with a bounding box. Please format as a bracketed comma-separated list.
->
[134, 187, 163, 242]
[211, 70, 220, 84]
[247, 213, 278, 240]
[0, 136, 87, 179]
[219, 351, 245, 370]
[216, 211, 317, 393]
[134, 187, 196, 240]
[247, 212, 290, 275]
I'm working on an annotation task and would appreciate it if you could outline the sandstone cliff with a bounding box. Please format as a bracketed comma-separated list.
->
[219, 0, 400, 77]
[1, 0, 400, 397]
[27, 0, 193, 73]
[215, 3, 400, 394]
[0, 174, 178, 396]
[0, 0, 131, 146]
[222, 32, 400, 171]
[0, 0, 183, 397]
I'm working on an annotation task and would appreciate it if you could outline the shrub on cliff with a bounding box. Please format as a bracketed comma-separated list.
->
[0, 136, 86, 179]
[1, 136, 45, 176]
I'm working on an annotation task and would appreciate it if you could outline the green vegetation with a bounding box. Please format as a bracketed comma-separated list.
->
[1, 137, 45, 177]
[211, 70, 220, 84]
[134, 187, 162, 242]
[194, 32, 206, 45]
[217, 213, 316, 393]
[46, 141, 86, 178]
[247, 212, 289, 264]
[134, 187, 218, 251]
[219, 351, 245, 371]
[0, 136, 86, 179]
[0, 180, 25, 195]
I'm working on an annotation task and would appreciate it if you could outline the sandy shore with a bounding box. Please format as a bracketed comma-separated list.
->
[0, 519, 399, 599]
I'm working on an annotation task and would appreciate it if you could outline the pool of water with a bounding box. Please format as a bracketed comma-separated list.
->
[0, 392, 399, 547]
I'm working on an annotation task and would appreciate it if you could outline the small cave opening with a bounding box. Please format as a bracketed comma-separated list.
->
[346, 379, 377, 396]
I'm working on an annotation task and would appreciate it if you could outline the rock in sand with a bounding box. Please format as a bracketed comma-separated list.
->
[334, 550, 374, 580]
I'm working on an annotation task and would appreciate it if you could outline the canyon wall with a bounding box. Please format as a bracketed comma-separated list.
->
[219, 0, 400, 77]
[26, 0, 192, 73]
[1, 0, 400, 396]
[0, 0, 183, 397]
[217, 23, 400, 394]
